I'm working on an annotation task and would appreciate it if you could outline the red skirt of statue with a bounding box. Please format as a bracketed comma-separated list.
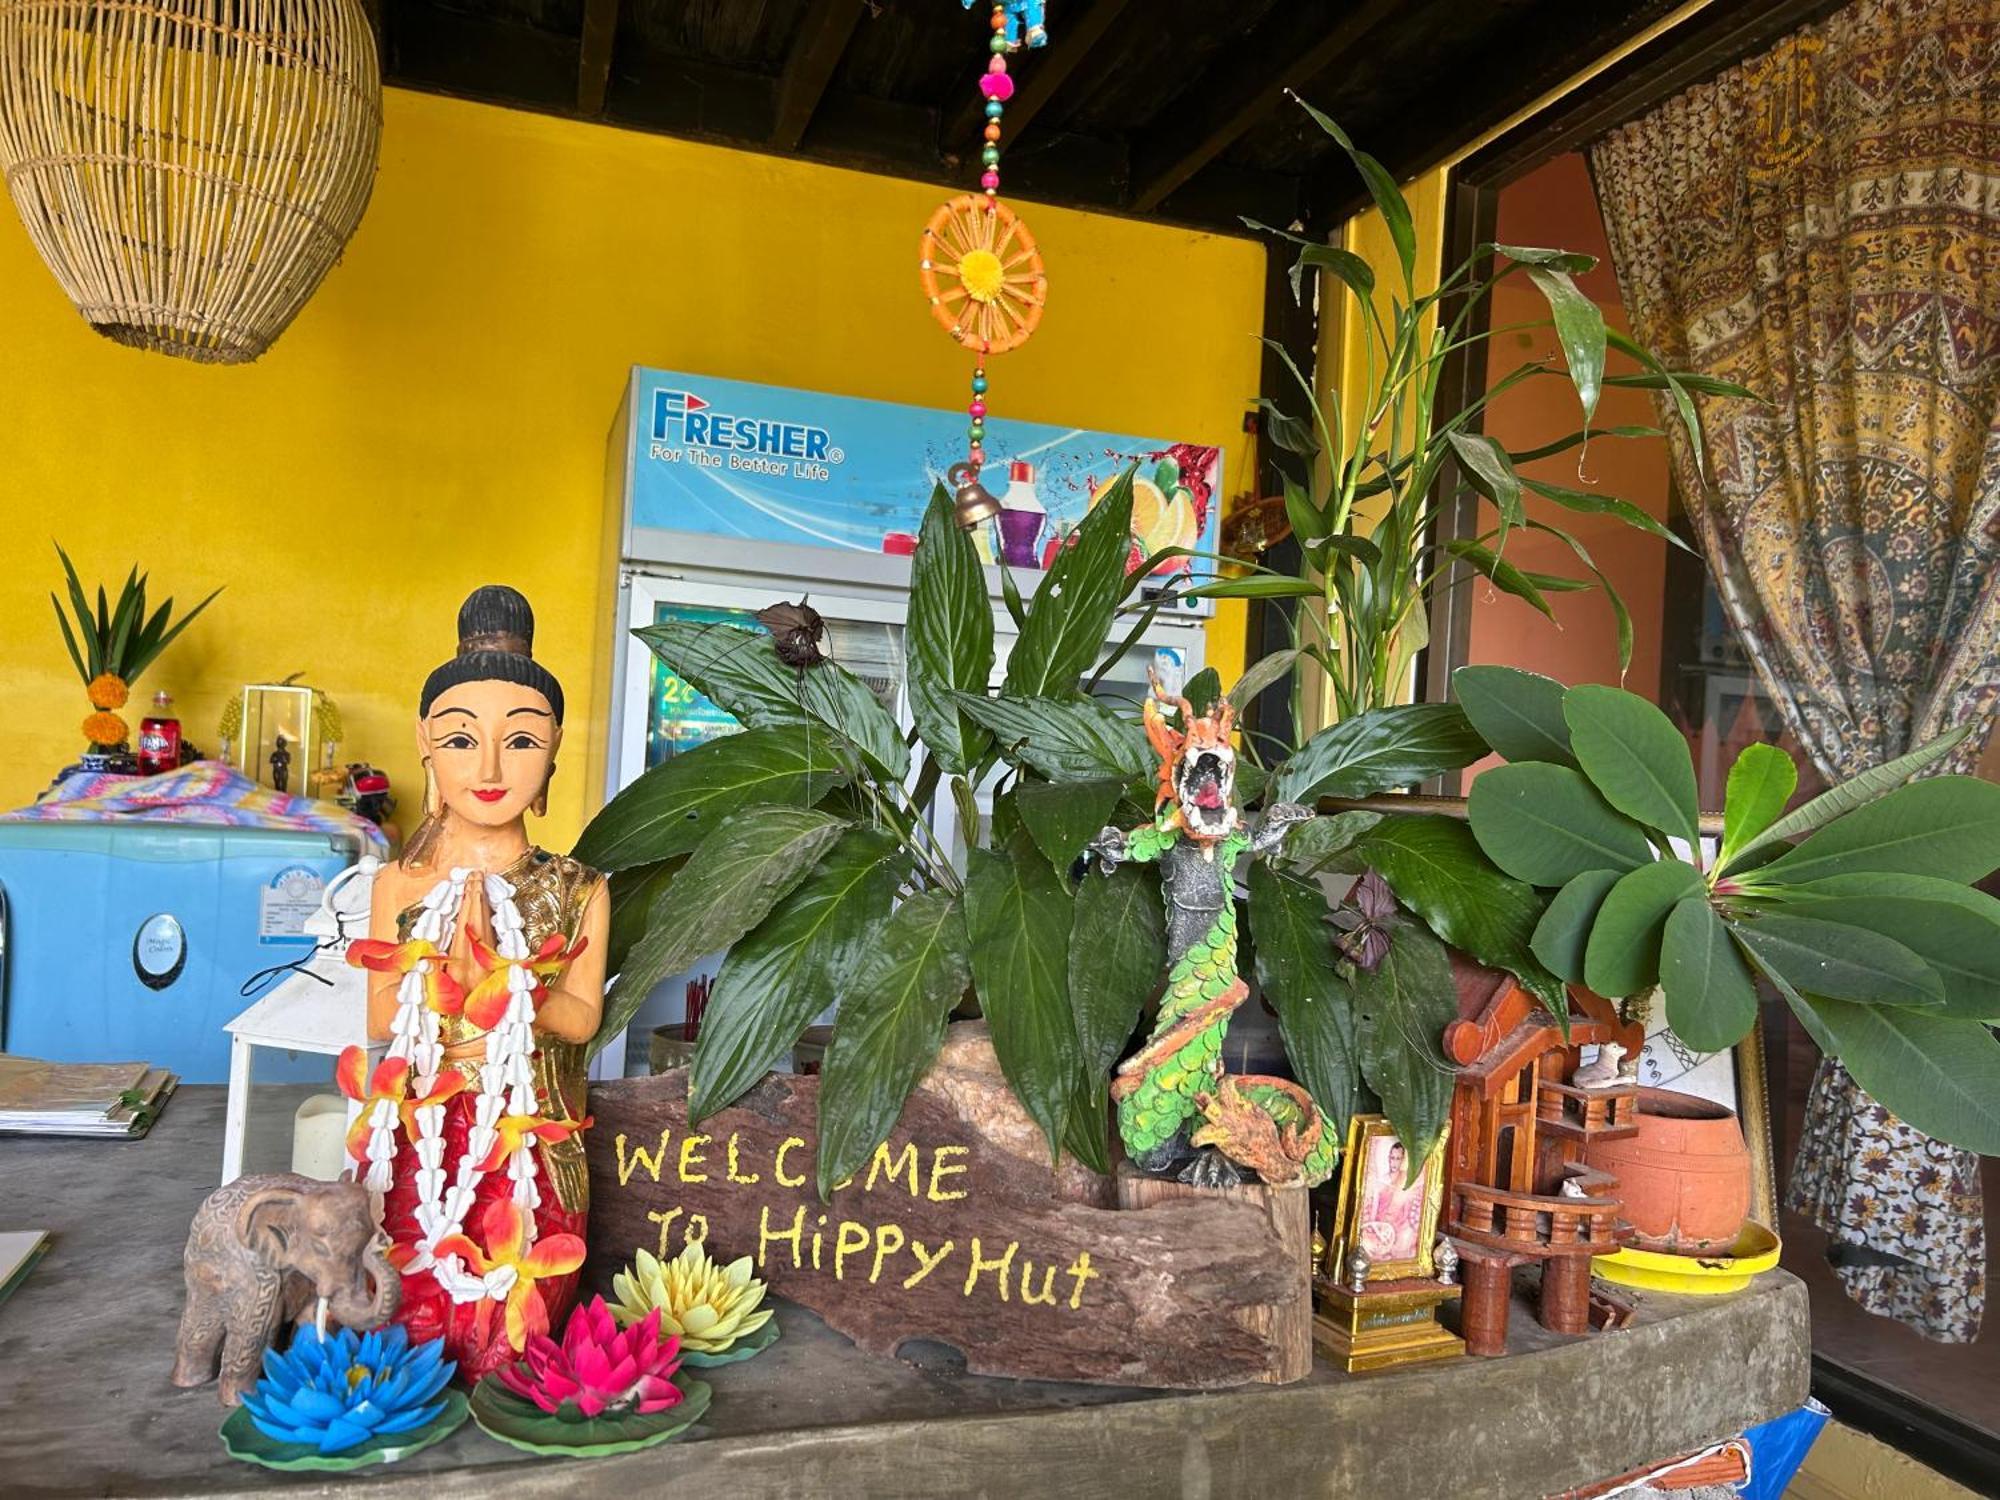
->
[379, 1088, 584, 1379]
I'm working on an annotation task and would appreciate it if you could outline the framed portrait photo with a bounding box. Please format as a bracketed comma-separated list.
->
[1328, 1115, 1448, 1283]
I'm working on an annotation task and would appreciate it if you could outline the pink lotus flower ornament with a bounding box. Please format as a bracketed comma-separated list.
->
[495, 1296, 684, 1420]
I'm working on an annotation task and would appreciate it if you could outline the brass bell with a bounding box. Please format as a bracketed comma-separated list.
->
[948, 460, 1002, 530]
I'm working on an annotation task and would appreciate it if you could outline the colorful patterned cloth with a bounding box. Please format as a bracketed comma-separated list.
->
[1789, 1059, 1986, 1342]
[1591, 0, 2000, 1343]
[3, 760, 389, 857]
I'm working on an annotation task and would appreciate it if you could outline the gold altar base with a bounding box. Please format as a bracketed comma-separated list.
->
[1313, 1277, 1465, 1374]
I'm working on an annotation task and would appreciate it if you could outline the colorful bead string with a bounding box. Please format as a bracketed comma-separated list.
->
[972, 2, 1010, 468]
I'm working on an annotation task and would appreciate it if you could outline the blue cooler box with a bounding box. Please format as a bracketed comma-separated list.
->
[0, 822, 358, 1083]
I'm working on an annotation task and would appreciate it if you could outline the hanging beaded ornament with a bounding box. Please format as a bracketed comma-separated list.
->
[920, 1, 1049, 478]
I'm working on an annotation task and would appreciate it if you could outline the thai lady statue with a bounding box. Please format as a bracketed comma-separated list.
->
[338, 585, 609, 1378]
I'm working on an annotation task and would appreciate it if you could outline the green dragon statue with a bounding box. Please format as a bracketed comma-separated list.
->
[1087, 684, 1337, 1191]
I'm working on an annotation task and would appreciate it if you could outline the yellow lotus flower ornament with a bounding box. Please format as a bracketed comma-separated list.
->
[610, 1243, 776, 1362]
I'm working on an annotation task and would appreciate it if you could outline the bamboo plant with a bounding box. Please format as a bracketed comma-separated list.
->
[1232, 94, 1753, 731]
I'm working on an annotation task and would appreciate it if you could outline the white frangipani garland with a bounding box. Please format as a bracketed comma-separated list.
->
[349, 866, 543, 1304]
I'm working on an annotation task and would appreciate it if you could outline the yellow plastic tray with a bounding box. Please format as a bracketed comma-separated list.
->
[1592, 1220, 1781, 1295]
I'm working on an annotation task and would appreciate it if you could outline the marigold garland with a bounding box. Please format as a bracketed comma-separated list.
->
[83, 710, 129, 747]
[86, 672, 129, 709]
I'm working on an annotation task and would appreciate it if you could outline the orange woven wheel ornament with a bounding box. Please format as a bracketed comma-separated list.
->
[919, 194, 1047, 356]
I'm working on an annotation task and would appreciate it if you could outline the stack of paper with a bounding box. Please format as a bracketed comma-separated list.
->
[0, 1231, 49, 1308]
[0, 1055, 177, 1138]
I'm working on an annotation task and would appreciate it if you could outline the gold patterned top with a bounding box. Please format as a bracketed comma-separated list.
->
[396, 846, 604, 1215]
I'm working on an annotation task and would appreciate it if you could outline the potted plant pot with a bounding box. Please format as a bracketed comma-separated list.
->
[1582, 1087, 1751, 1254]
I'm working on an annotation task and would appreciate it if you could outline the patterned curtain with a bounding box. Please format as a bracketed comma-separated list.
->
[1591, 0, 2000, 1342]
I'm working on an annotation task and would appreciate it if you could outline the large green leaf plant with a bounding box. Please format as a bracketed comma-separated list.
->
[1460, 665, 2000, 1155]
[578, 105, 2000, 1187]
[575, 476, 2000, 1198]
[577, 474, 1175, 1193]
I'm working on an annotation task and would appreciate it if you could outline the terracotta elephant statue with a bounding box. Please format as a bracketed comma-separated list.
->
[171, 1173, 400, 1405]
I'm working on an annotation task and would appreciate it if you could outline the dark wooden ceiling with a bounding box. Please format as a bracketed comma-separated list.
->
[373, 0, 1699, 234]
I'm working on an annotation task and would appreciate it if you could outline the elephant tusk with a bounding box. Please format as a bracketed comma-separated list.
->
[315, 1295, 329, 1341]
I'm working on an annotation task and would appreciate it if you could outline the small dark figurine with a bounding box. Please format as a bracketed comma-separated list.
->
[756, 597, 829, 670]
[269, 733, 292, 793]
[172, 1173, 399, 1405]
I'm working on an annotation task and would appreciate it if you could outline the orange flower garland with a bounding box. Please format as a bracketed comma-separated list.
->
[82, 709, 129, 747]
[86, 672, 129, 708]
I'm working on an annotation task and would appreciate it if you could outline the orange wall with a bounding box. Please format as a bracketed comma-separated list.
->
[1464, 153, 1671, 699]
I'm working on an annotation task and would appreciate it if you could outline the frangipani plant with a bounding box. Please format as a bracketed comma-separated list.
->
[1458, 665, 2000, 1154]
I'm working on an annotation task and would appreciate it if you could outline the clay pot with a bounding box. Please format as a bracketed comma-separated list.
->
[1582, 1087, 1750, 1254]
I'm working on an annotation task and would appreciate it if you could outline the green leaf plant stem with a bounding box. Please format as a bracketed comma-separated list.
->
[1460, 665, 2000, 1155]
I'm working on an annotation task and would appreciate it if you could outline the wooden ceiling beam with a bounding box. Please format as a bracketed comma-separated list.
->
[1128, 0, 1401, 214]
[771, 0, 869, 152]
[577, 0, 619, 116]
[942, 0, 1131, 150]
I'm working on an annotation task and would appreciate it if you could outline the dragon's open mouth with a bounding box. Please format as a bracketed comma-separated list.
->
[1177, 750, 1235, 836]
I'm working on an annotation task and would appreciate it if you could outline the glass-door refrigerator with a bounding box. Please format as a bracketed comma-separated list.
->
[594, 367, 1223, 1077]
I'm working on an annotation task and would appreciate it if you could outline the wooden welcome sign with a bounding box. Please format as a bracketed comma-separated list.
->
[584, 1026, 1308, 1388]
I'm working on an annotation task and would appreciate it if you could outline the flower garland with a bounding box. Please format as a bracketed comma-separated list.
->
[342, 867, 580, 1307]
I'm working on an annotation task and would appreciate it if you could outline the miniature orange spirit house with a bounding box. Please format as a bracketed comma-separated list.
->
[1441, 956, 1643, 1356]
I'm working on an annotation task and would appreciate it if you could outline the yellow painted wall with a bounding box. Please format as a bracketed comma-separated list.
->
[0, 88, 1265, 848]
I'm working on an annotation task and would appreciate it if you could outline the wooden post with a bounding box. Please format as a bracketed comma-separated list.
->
[1540, 1255, 1593, 1335]
[1117, 1162, 1312, 1383]
[1455, 1245, 1516, 1357]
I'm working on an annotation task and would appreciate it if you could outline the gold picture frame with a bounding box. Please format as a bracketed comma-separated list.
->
[1326, 1115, 1447, 1283]
[233, 683, 318, 792]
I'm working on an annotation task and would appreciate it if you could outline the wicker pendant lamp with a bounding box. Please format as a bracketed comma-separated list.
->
[0, 0, 380, 364]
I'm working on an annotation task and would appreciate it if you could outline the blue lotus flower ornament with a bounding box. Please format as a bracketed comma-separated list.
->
[240, 1324, 454, 1455]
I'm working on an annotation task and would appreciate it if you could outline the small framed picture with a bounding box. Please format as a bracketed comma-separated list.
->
[1327, 1115, 1448, 1283]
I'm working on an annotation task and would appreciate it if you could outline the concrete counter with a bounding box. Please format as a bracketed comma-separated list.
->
[0, 1087, 1809, 1499]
